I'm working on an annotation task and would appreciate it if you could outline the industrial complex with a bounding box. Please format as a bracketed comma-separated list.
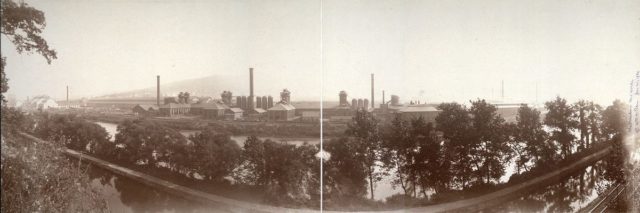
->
[19, 67, 525, 124]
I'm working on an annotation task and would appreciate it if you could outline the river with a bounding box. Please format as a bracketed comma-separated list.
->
[86, 164, 232, 212]
[488, 159, 615, 212]
[94, 122, 320, 146]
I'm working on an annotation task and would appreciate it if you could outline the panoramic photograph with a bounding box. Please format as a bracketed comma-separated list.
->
[1, 0, 639, 212]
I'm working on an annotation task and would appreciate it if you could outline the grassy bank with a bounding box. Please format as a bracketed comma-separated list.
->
[1, 131, 106, 212]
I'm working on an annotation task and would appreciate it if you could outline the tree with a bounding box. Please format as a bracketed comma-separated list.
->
[1, 0, 57, 104]
[189, 128, 242, 181]
[572, 100, 603, 150]
[435, 102, 473, 189]
[345, 109, 384, 200]
[236, 137, 319, 204]
[409, 117, 447, 196]
[586, 102, 603, 147]
[601, 100, 628, 139]
[469, 99, 510, 185]
[323, 137, 368, 201]
[544, 97, 577, 159]
[236, 135, 266, 186]
[381, 114, 414, 196]
[513, 105, 553, 172]
[33, 113, 110, 152]
[113, 119, 187, 167]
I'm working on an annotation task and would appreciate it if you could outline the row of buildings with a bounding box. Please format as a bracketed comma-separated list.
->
[133, 68, 298, 121]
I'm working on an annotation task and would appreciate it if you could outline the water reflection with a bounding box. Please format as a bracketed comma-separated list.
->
[87, 165, 230, 213]
[490, 160, 613, 212]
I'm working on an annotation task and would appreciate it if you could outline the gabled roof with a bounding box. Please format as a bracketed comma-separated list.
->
[268, 103, 296, 111]
[252, 108, 267, 113]
[199, 102, 229, 110]
[136, 104, 159, 111]
[227, 108, 244, 113]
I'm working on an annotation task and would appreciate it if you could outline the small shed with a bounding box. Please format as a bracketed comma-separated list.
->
[225, 108, 244, 120]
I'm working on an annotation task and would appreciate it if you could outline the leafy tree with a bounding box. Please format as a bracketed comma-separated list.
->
[345, 109, 384, 200]
[468, 99, 510, 185]
[586, 102, 603, 147]
[1, 0, 57, 104]
[236, 135, 266, 185]
[113, 119, 187, 167]
[601, 100, 628, 139]
[34, 113, 110, 152]
[323, 137, 368, 200]
[409, 117, 447, 196]
[188, 128, 242, 181]
[573, 100, 590, 150]
[236, 137, 319, 205]
[435, 102, 473, 189]
[604, 135, 628, 184]
[573, 100, 602, 150]
[381, 114, 414, 196]
[513, 105, 553, 171]
[544, 96, 578, 159]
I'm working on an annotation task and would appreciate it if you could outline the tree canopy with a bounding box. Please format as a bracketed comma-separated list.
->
[1, 0, 57, 104]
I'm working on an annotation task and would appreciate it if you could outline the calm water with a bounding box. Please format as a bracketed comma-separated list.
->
[488, 160, 613, 212]
[94, 122, 319, 146]
[87, 164, 234, 212]
[93, 121, 622, 209]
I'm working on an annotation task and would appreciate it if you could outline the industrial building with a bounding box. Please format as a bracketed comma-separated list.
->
[267, 89, 297, 121]
[132, 104, 159, 116]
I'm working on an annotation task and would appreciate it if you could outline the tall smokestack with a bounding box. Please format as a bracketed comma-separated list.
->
[249, 68, 254, 109]
[371, 74, 374, 109]
[250, 68, 254, 97]
[382, 90, 385, 105]
[66, 85, 69, 108]
[157, 75, 160, 106]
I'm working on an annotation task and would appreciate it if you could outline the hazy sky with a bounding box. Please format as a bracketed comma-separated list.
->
[2, 0, 639, 105]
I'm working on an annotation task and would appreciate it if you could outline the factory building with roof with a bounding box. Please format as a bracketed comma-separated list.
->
[267, 89, 297, 121]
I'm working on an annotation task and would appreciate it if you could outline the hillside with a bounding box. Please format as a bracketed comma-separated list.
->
[94, 75, 245, 99]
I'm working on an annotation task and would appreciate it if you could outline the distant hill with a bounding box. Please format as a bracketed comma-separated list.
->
[94, 75, 245, 99]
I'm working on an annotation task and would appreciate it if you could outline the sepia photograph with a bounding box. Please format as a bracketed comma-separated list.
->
[1, 0, 639, 212]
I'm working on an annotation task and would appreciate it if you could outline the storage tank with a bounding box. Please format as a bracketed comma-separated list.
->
[391, 95, 400, 106]
[268, 96, 274, 108]
[236, 96, 242, 108]
[357, 99, 364, 109]
[352, 99, 357, 110]
[241, 96, 247, 109]
[364, 99, 369, 109]
[339, 91, 348, 106]
[262, 96, 268, 109]
[256, 97, 262, 109]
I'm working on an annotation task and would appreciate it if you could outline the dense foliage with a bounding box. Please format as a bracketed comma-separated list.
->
[235, 137, 320, 206]
[323, 97, 630, 209]
[33, 115, 321, 207]
[26, 97, 631, 210]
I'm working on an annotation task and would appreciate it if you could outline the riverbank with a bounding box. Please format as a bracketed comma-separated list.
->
[19, 132, 320, 213]
[19, 132, 617, 212]
[390, 145, 613, 213]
